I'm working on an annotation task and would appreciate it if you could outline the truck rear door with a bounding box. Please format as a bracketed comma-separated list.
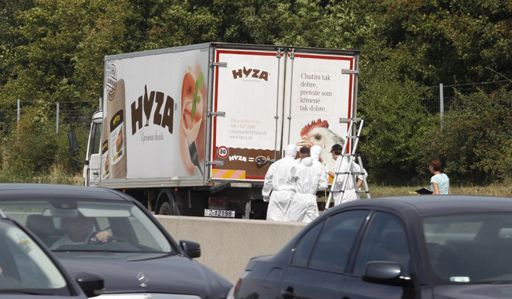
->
[281, 49, 358, 173]
[210, 46, 285, 181]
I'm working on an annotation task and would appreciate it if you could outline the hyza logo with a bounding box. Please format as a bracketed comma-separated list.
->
[232, 66, 269, 81]
[131, 85, 175, 135]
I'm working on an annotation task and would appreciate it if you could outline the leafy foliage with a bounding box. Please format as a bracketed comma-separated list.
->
[2, 107, 57, 177]
[419, 89, 512, 184]
[0, 0, 511, 184]
[359, 74, 431, 184]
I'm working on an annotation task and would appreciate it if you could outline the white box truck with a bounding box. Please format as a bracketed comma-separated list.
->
[83, 42, 359, 218]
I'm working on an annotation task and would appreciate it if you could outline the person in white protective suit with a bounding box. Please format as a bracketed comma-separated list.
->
[310, 145, 329, 177]
[262, 144, 298, 221]
[328, 143, 366, 206]
[287, 146, 328, 223]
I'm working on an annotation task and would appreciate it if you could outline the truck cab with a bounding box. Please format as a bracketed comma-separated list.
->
[83, 111, 103, 187]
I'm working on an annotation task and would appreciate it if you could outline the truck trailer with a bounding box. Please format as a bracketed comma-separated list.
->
[83, 42, 359, 218]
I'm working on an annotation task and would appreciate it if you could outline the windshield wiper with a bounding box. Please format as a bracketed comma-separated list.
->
[0, 290, 51, 295]
[53, 249, 133, 252]
[129, 252, 177, 261]
[489, 280, 512, 284]
[53, 249, 166, 253]
[475, 279, 512, 285]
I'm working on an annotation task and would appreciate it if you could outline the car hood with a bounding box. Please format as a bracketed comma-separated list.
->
[434, 284, 512, 298]
[54, 252, 231, 298]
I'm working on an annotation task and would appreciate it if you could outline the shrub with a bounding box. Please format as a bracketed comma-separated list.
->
[419, 89, 512, 184]
[54, 124, 90, 175]
[2, 107, 57, 178]
[359, 77, 431, 184]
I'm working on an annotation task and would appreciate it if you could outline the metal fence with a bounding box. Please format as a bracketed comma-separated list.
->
[421, 79, 512, 128]
[1, 99, 94, 135]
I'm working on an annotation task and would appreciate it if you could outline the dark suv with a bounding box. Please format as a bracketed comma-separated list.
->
[0, 184, 231, 299]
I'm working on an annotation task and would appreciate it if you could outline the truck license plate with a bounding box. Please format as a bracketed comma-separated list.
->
[204, 209, 235, 218]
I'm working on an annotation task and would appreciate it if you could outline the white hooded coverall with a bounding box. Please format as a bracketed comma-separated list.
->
[310, 145, 329, 183]
[332, 156, 365, 205]
[288, 156, 328, 223]
[262, 144, 298, 221]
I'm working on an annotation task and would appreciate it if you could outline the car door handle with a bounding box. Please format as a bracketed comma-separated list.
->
[281, 286, 294, 299]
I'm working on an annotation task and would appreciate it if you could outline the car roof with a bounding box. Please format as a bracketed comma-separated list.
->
[335, 195, 512, 217]
[0, 184, 126, 201]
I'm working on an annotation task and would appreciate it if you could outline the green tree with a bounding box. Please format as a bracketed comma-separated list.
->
[371, 0, 512, 87]
[0, 0, 511, 184]
[0, 0, 34, 87]
[0, 0, 133, 124]
[0, 0, 135, 177]
[3, 107, 57, 178]
[419, 89, 512, 184]
[358, 73, 431, 184]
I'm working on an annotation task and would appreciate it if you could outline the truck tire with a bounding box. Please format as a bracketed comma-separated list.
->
[157, 189, 180, 215]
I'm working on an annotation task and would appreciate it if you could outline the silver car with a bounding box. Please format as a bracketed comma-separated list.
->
[0, 209, 102, 298]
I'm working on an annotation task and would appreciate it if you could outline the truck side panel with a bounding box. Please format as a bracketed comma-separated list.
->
[99, 47, 210, 185]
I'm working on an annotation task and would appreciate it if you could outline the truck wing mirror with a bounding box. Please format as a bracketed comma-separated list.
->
[67, 128, 79, 153]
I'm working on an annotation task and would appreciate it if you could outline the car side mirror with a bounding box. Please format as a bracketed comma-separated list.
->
[362, 261, 406, 285]
[180, 240, 201, 258]
[75, 272, 104, 297]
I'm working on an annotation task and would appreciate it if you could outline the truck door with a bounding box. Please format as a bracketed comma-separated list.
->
[83, 114, 102, 186]
[281, 49, 358, 173]
[210, 47, 285, 181]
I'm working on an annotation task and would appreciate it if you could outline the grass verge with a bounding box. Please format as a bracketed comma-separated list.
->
[371, 183, 512, 198]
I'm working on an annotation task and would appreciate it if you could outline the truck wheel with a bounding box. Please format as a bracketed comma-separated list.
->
[157, 190, 180, 215]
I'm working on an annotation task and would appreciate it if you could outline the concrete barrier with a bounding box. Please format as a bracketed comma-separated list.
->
[157, 216, 306, 283]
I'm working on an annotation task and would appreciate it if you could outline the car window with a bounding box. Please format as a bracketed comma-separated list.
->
[424, 213, 512, 283]
[291, 222, 323, 268]
[354, 212, 410, 276]
[308, 210, 369, 273]
[0, 200, 173, 253]
[0, 220, 69, 294]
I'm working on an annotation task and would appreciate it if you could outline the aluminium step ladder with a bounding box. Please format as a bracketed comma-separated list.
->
[325, 117, 371, 209]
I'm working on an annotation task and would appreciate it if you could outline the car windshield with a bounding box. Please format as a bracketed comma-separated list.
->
[0, 220, 69, 295]
[0, 199, 173, 253]
[424, 213, 512, 284]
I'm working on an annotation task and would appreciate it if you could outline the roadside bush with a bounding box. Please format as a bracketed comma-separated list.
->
[358, 76, 431, 184]
[419, 89, 512, 184]
[2, 107, 57, 178]
[54, 124, 90, 175]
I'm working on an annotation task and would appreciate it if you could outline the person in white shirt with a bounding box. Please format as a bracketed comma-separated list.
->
[428, 159, 449, 194]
